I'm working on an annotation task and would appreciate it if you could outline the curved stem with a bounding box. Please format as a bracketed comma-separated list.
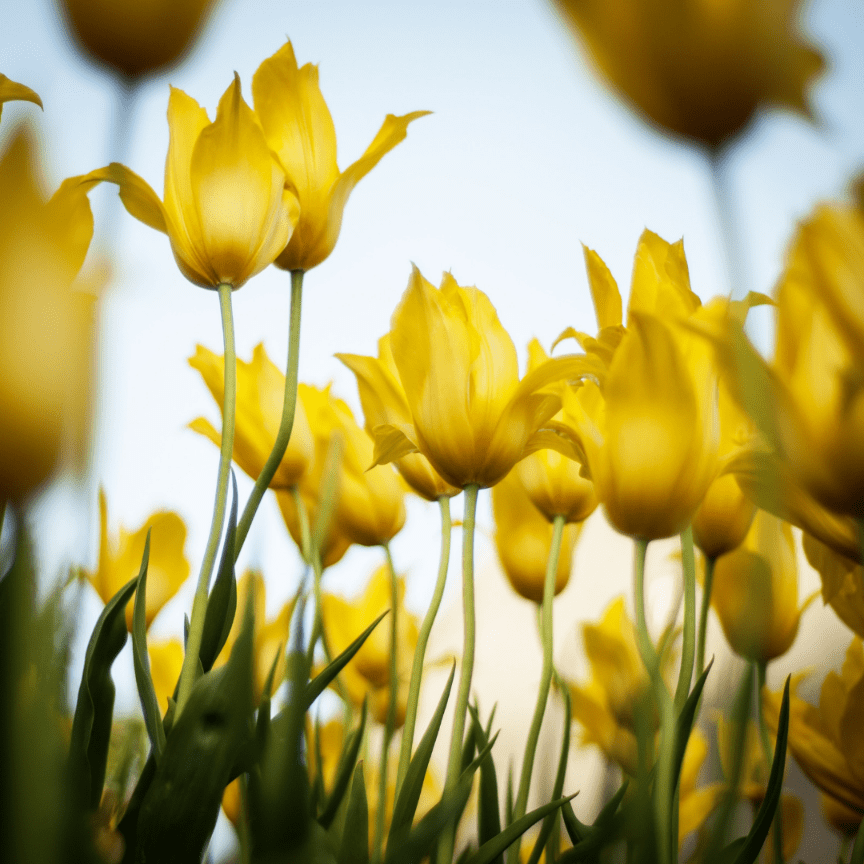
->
[439, 484, 479, 864]
[756, 661, 784, 864]
[508, 514, 565, 864]
[674, 525, 696, 714]
[696, 556, 716, 678]
[395, 496, 452, 798]
[234, 270, 304, 558]
[633, 538, 674, 864]
[372, 543, 400, 864]
[176, 283, 236, 715]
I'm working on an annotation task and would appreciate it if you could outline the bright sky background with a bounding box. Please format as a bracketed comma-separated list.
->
[3, 0, 864, 854]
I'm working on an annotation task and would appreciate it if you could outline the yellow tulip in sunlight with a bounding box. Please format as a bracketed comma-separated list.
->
[337, 335, 459, 502]
[147, 639, 184, 714]
[84, 489, 190, 632]
[188, 343, 313, 489]
[85, 75, 298, 289]
[252, 41, 429, 272]
[711, 510, 812, 663]
[552, 0, 824, 147]
[369, 266, 602, 490]
[215, 571, 295, 704]
[0, 130, 97, 500]
[716, 714, 804, 862]
[0, 74, 42, 122]
[802, 532, 864, 641]
[59, 0, 215, 78]
[764, 638, 864, 819]
[512, 340, 598, 523]
[321, 566, 419, 726]
[491, 470, 582, 604]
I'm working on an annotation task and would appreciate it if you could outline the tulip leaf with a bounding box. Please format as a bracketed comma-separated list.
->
[717, 676, 791, 864]
[468, 703, 502, 858]
[338, 761, 369, 864]
[670, 658, 714, 788]
[526, 679, 571, 864]
[319, 697, 368, 829]
[255, 643, 282, 763]
[69, 573, 138, 810]
[199, 472, 239, 673]
[131, 531, 167, 761]
[387, 663, 456, 849]
[304, 610, 388, 709]
[560, 781, 627, 862]
[462, 795, 577, 864]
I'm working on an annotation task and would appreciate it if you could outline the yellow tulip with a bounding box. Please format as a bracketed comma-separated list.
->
[512, 340, 599, 523]
[820, 791, 862, 838]
[251, 41, 429, 272]
[802, 532, 864, 641]
[764, 638, 864, 819]
[0, 130, 97, 500]
[552, 0, 823, 147]
[677, 727, 725, 849]
[0, 74, 42, 122]
[337, 335, 459, 502]
[369, 266, 602, 490]
[58, 0, 215, 78]
[320, 565, 419, 727]
[84, 489, 190, 632]
[214, 570, 295, 705]
[188, 342, 313, 489]
[491, 469, 582, 604]
[147, 638, 184, 714]
[85, 75, 298, 289]
[711, 510, 812, 663]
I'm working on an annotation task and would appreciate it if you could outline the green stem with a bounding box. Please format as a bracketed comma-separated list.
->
[508, 515, 566, 864]
[756, 661, 784, 864]
[674, 525, 696, 714]
[395, 496, 452, 798]
[695, 556, 716, 678]
[633, 538, 675, 864]
[234, 269, 303, 558]
[372, 543, 400, 864]
[176, 283, 236, 716]
[439, 484, 479, 864]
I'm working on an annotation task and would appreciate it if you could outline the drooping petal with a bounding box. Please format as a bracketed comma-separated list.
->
[0, 74, 42, 121]
[82, 162, 168, 235]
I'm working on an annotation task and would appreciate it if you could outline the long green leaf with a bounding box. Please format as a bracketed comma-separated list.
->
[69, 574, 138, 809]
[672, 657, 714, 787]
[131, 532, 166, 760]
[338, 761, 370, 864]
[469, 704, 502, 859]
[387, 663, 456, 849]
[305, 610, 388, 709]
[319, 698, 369, 829]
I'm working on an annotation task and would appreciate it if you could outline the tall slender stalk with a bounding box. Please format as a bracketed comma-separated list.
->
[234, 270, 304, 558]
[507, 514, 565, 864]
[674, 525, 697, 713]
[395, 495, 453, 797]
[176, 282, 236, 715]
[372, 543, 400, 864]
[709, 144, 745, 300]
[756, 661, 784, 864]
[696, 556, 716, 677]
[438, 484, 479, 864]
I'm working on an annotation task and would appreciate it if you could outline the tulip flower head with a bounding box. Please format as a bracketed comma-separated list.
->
[188, 342, 314, 489]
[84, 489, 190, 632]
[86, 74, 298, 290]
[803, 532, 864, 641]
[252, 41, 429, 271]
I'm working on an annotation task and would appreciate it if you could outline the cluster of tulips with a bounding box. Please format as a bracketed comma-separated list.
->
[2, 1, 863, 863]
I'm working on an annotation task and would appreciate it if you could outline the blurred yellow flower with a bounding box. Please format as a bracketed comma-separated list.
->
[0, 130, 97, 500]
[337, 335, 459, 502]
[370, 266, 601, 490]
[59, 0, 215, 78]
[512, 340, 599, 524]
[0, 74, 41, 121]
[321, 565, 419, 726]
[214, 570, 295, 705]
[188, 343, 313, 489]
[552, 0, 823, 147]
[86, 75, 298, 289]
[802, 532, 864, 641]
[764, 638, 864, 821]
[147, 638, 184, 714]
[251, 41, 429, 272]
[677, 727, 725, 849]
[84, 489, 190, 632]
[716, 713, 804, 863]
[711, 510, 813, 663]
[491, 469, 582, 604]
[820, 791, 862, 838]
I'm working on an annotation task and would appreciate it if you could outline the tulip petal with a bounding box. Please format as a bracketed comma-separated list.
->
[0, 74, 42, 120]
[336, 351, 412, 431]
[628, 230, 699, 322]
[44, 175, 96, 283]
[369, 422, 419, 468]
[583, 244, 622, 329]
[82, 163, 168, 235]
